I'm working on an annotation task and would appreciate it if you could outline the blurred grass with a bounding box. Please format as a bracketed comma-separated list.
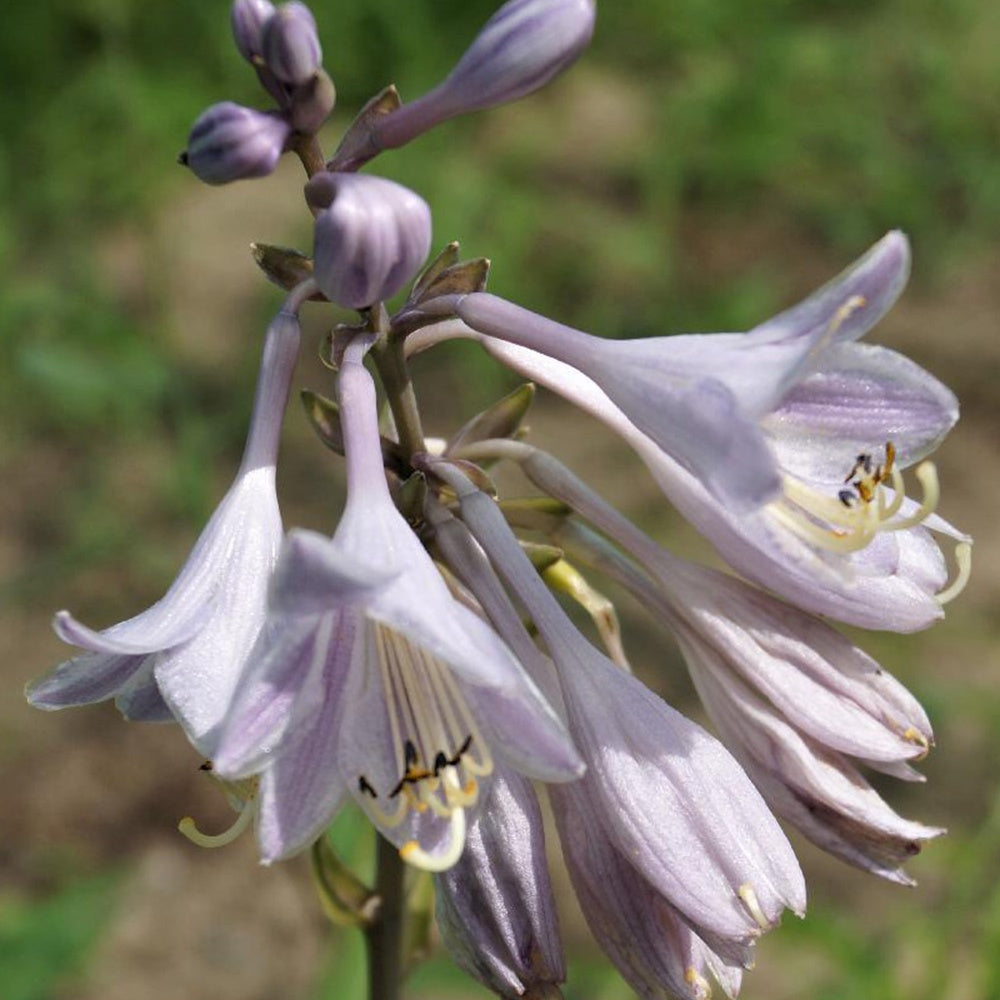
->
[2, 0, 999, 998]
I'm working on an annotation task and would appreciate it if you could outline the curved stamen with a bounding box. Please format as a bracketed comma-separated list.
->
[935, 541, 972, 606]
[178, 798, 255, 849]
[737, 883, 771, 931]
[881, 462, 938, 532]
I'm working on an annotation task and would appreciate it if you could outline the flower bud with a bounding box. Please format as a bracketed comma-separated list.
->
[370, 0, 596, 155]
[287, 68, 336, 133]
[231, 0, 276, 61]
[308, 172, 432, 308]
[261, 1, 322, 84]
[183, 102, 290, 185]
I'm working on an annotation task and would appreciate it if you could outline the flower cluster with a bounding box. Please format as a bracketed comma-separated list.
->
[29, 2, 971, 999]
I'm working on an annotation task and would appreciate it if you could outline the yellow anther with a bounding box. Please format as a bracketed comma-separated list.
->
[738, 883, 771, 930]
[902, 727, 931, 759]
[684, 966, 712, 999]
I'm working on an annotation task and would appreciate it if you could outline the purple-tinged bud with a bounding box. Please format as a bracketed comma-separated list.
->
[261, 1, 322, 84]
[183, 102, 291, 185]
[308, 172, 432, 309]
[231, 0, 276, 61]
[287, 69, 336, 133]
[370, 0, 596, 155]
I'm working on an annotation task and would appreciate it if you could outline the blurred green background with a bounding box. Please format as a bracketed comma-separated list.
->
[2, 0, 999, 998]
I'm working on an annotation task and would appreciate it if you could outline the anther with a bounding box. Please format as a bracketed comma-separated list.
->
[684, 967, 712, 1000]
[738, 883, 771, 930]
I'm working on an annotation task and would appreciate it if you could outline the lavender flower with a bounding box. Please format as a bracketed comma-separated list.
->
[27, 302, 305, 755]
[413, 233, 970, 629]
[307, 172, 432, 309]
[211, 336, 582, 867]
[423, 457, 806, 948]
[435, 767, 565, 998]
[183, 102, 290, 185]
[460, 440, 944, 883]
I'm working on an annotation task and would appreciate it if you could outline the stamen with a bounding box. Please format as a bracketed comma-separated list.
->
[881, 463, 939, 532]
[178, 798, 255, 849]
[738, 883, 771, 930]
[771, 444, 946, 555]
[901, 726, 931, 759]
[935, 541, 972, 606]
[398, 805, 467, 872]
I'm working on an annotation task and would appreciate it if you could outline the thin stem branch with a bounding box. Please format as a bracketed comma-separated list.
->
[365, 833, 407, 1000]
[292, 132, 327, 178]
[373, 333, 426, 457]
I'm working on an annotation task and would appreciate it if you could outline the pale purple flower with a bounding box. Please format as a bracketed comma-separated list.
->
[473, 442, 944, 882]
[551, 778, 747, 1000]
[411, 233, 970, 630]
[330, 0, 596, 170]
[307, 172, 432, 309]
[27, 305, 304, 755]
[435, 766, 565, 998]
[183, 102, 290, 185]
[424, 457, 806, 948]
[211, 337, 581, 866]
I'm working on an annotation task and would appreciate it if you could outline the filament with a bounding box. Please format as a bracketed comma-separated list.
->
[178, 798, 255, 849]
[935, 542, 972, 606]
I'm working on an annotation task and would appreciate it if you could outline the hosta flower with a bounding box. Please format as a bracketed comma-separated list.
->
[424, 457, 806, 948]
[27, 306, 303, 754]
[413, 233, 970, 630]
[435, 766, 565, 998]
[211, 336, 582, 866]
[476, 441, 945, 883]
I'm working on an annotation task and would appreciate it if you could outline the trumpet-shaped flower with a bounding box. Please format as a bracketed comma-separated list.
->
[27, 307, 303, 754]
[476, 442, 945, 882]
[412, 233, 969, 629]
[424, 458, 806, 946]
[211, 338, 582, 867]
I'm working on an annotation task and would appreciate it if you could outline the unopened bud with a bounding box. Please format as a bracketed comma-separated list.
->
[288, 69, 336, 133]
[262, 1, 322, 84]
[308, 172, 432, 309]
[231, 0, 276, 61]
[183, 102, 290, 185]
[372, 0, 596, 153]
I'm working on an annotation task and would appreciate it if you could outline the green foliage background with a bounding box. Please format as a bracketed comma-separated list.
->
[2, 1, 998, 998]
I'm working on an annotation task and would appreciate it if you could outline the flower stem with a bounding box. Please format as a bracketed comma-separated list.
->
[373, 332, 426, 458]
[365, 833, 407, 1000]
[292, 132, 327, 178]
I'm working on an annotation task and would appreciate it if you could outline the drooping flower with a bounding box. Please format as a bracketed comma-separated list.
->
[410, 233, 970, 630]
[27, 300, 307, 755]
[211, 335, 582, 867]
[307, 171, 432, 309]
[435, 766, 565, 999]
[423, 456, 806, 949]
[467, 440, 944, 883]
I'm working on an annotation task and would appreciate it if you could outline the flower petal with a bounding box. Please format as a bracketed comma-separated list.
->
[763, 342, 958, 483]
[27, 650, 150, 710]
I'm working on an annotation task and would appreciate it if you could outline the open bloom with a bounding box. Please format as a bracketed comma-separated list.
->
[211, 337, 581, 866]
[412, 232, 970, 629]
[27, 306, 303, 754]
